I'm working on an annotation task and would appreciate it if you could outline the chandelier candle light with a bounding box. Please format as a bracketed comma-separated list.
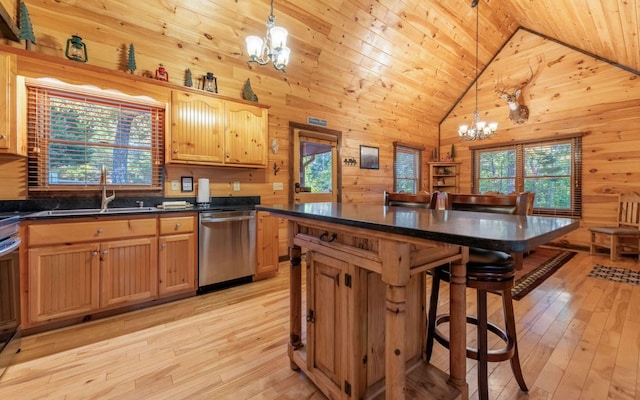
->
[458, 0, 498, 141]
[245, 0, 290, 72]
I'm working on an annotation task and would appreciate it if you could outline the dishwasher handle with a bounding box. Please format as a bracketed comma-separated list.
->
[0, 236, 21, 258]
[201, 215, 255, 224]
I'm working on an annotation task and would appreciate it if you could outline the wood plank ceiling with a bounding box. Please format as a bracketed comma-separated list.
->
[2, 0, 638, 128]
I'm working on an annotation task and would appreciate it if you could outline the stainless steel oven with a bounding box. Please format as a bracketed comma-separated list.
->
[0, 215, 21, 379]
[198, 210, 256, 293]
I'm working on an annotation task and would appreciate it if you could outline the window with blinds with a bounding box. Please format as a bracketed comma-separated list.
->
[472, 135, 582, 217]
[394, 143, 423, 194]
[26, 79, 165, 192]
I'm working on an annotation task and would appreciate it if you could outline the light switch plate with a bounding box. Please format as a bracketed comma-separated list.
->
[171, 180, 180, 191]
[273, 182, 284, 191]
[233, 182, 240, 191]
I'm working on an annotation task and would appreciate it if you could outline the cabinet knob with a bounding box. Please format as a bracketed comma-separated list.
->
[102, 250, 108, 256]
[174, 223, 180, 230]
[92, 250, 98, 256]
[97, 228, 104, 234]
[173, 149, 178, 154]
[160, 243, 166, 249]
[0, 134, 5, 140]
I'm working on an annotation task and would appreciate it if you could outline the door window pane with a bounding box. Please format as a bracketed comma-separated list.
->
[300, 140, 333, 193]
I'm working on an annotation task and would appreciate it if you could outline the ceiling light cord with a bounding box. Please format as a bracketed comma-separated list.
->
[458, 0, 498, 141]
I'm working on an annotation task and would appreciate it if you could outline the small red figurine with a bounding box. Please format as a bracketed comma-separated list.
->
[155, 65, 169, 81]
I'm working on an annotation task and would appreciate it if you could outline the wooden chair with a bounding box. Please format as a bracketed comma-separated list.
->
[589, 192, 640, 261]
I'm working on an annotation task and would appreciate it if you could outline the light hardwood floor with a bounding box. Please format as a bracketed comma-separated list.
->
[0, 251, 638, 399]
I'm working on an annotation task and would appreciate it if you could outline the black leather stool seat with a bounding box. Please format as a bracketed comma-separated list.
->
[426, 248, 528, 400]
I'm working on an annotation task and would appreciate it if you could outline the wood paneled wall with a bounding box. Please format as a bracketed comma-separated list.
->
[0, 2, 637, 253]
[440, 29, 640, 248]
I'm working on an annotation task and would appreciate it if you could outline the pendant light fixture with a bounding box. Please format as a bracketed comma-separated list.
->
[245, 0, 290, 72]
[458, 0, 498, 141]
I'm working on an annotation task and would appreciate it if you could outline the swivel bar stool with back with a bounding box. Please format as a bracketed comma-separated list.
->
[425, 191, 529, 400]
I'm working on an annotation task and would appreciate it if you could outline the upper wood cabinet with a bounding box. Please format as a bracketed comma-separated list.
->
[168, 89, 268, 167]
[0, 52, 25, 156]
[170, 91, 225, 164]
[224, 101, 268, 166]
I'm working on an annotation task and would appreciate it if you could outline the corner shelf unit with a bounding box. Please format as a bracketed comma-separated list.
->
[428, 162, 461, 193]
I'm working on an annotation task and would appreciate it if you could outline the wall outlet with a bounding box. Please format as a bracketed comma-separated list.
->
[171, 180, 180, 191]
[233, 182, 240, 191]
[273, 182, 284, 191]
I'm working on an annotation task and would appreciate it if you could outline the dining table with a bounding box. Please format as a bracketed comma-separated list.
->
[256, 202, 579, 400]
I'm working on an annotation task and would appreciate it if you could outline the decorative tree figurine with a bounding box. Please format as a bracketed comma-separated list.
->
[127, 44, 136, 74]
[242, 78, 258, 102]
[185, 68, 193, 87]
[450, 144, 456, 161]
[19, 2, 36, 50]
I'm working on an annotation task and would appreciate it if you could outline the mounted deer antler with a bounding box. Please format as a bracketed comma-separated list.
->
[495, 64, 538, 125]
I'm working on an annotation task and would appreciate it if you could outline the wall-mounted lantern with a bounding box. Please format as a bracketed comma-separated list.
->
[65, 35, 88, 62]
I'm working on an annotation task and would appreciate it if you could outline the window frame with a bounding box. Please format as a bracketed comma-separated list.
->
[393, 142, 424, 194]
[471, 134, 583, 217]
[25, 78, 165, 193]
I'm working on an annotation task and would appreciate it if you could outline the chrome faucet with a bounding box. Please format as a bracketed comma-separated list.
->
[100, 165, 116, 212]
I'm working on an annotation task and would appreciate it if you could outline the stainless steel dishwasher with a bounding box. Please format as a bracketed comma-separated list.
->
[198, 210, 256, 293]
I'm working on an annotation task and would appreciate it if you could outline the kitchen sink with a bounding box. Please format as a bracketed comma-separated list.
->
[30, 207, 160, 217]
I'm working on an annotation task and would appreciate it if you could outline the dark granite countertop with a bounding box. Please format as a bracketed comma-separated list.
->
[257, 202, 579, 253]
[2, 196, 260, 220]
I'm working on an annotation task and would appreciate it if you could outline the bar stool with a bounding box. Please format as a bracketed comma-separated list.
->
[425, 247, 528, 400]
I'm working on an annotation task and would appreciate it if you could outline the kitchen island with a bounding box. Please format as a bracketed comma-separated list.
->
[256, 202, 578, 400]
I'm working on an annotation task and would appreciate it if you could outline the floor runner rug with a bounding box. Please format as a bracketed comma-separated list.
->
[511, 249, 577, 300]
[588, 265, 640, 285]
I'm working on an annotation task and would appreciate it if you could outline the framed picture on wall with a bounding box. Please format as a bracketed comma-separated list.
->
[360, 145, 379, 170]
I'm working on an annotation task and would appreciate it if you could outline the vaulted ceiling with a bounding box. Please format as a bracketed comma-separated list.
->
[263, 0, 639, 125]
[1, 0, 638, 130]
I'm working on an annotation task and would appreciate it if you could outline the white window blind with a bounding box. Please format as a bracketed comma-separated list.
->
[26, 81, 165, 192]
[394, 143, 423, 194]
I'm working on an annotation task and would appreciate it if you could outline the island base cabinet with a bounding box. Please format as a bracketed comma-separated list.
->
[28, 243, 101, 323]
[303, 249, 426, 400]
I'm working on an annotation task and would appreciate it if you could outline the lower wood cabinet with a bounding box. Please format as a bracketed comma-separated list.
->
[254, 211, 279, 280]
[25, 214, 197, 329]
[158, 214, 197, 296]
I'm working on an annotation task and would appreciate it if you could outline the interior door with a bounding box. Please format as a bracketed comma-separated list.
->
[292, 128, 339, 204]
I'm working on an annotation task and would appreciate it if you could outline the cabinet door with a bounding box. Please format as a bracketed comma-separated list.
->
[0, 53, 17, 154]
[224, 102, 267, 166]
[170, 90, 225, 164]
[100, 237, 158, 308]
[306, 251, 348, 397]
[254, 211, 279, 280]
[158, 233, 196, 296]
[28, 243, 100, 322]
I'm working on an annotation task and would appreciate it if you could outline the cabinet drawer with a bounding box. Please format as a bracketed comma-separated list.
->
[28, 218, 157, 246]
[159, 215, 195, 235]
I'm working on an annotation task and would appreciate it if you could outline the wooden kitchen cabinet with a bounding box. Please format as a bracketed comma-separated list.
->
[25, 217, 158, 327]
[224, 101, 268, 166]
[158, 213, 197, 296]
[100, 237, 158, 307]
[167, 89, 268, 167]
[0, 52, 25, 156]
[169, 90, 225, 164]
[28, 242, 101, 322]
[254, 211, 279, 281]
[291, 221, 448, 399]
